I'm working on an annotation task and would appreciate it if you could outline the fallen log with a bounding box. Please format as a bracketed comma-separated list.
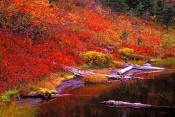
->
[64, 66, 95, 76]
[63, 63, 167, 80]
[106, 75, 144, 80]
[20, 91, 52, 99]
[51, 94, 72, 97]
[20, 91, 72, 99]
[101, 100, 151, 108]
[125, 63, 166, 71]
[101, 100, 175, 111]
[111, 63, 166, 75]
[117, 66, 134, 75]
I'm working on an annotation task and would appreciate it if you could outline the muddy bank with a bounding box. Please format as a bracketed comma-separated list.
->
[56, 78, 84, 94]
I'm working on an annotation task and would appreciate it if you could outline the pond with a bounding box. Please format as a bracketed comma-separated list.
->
[38, 71, 175, 117]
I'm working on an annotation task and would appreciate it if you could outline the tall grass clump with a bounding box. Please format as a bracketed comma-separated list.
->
[83, 74, 108, 84]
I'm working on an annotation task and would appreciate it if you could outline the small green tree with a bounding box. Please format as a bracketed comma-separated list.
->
[155, 2, 175, 30]
[162, 6, 175, 30]
[99, 0, 155, 18]
[137, 37, 142, 46]
[120, 31, 129, 45]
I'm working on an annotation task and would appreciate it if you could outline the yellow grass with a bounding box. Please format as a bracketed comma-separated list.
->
[90, 68, 110, 74]
[110, 61, 124, 68]
[129, 60, 147, 65]
[83, 74, 108, 83]
[17, 72, 64, 95]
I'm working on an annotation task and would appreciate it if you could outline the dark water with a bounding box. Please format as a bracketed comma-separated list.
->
[38, 71, 175, 117]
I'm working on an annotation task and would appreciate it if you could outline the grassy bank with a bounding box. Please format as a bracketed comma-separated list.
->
[152, 57, 175, 68]
[0, 71, 74, 117]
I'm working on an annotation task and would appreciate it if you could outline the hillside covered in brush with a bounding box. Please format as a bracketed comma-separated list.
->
[0, 0, 175, 91]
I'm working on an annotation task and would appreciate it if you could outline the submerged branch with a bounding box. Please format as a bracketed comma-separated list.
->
[101, 100, 175, 110]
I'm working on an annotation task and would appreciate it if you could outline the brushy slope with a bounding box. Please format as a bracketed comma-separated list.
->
[0, 0, 174, 91]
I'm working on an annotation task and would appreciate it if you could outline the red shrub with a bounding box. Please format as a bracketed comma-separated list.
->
[127, 44, 156, 57]
[0, 31, 84, 91]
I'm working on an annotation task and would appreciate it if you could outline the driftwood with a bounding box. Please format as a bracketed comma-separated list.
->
[101, 100, 152, 108]
[20, 91, 52, 99]
[116, 63, 166, 75]
[64, 66, 95, 76]
[63, 63, 167, 80]
[18, 64, 167, 102]
[117, 66, 134, 75]
[101, 100, 175, 110]
[20, 91, 72, 99]
[51, 94, 72, 97]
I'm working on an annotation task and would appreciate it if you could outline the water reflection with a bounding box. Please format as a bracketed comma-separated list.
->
[38, 72, 175, 117]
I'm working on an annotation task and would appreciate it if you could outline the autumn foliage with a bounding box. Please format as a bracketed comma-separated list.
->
[0, 0, 174, 91]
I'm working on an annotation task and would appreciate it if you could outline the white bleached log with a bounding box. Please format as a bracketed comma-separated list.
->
[101, 100, 152, 108]
[117, 66, 134, 75]
[63, 63, 166, 80]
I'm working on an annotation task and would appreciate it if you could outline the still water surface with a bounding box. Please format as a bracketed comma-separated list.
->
[38, 71, 175, 117]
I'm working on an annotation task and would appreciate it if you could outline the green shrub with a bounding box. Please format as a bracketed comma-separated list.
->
[83, 51, 113, 68]
[118, 48, 146, 61]
[0, 13, 6, 27]
[0, 89, 17, 102]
